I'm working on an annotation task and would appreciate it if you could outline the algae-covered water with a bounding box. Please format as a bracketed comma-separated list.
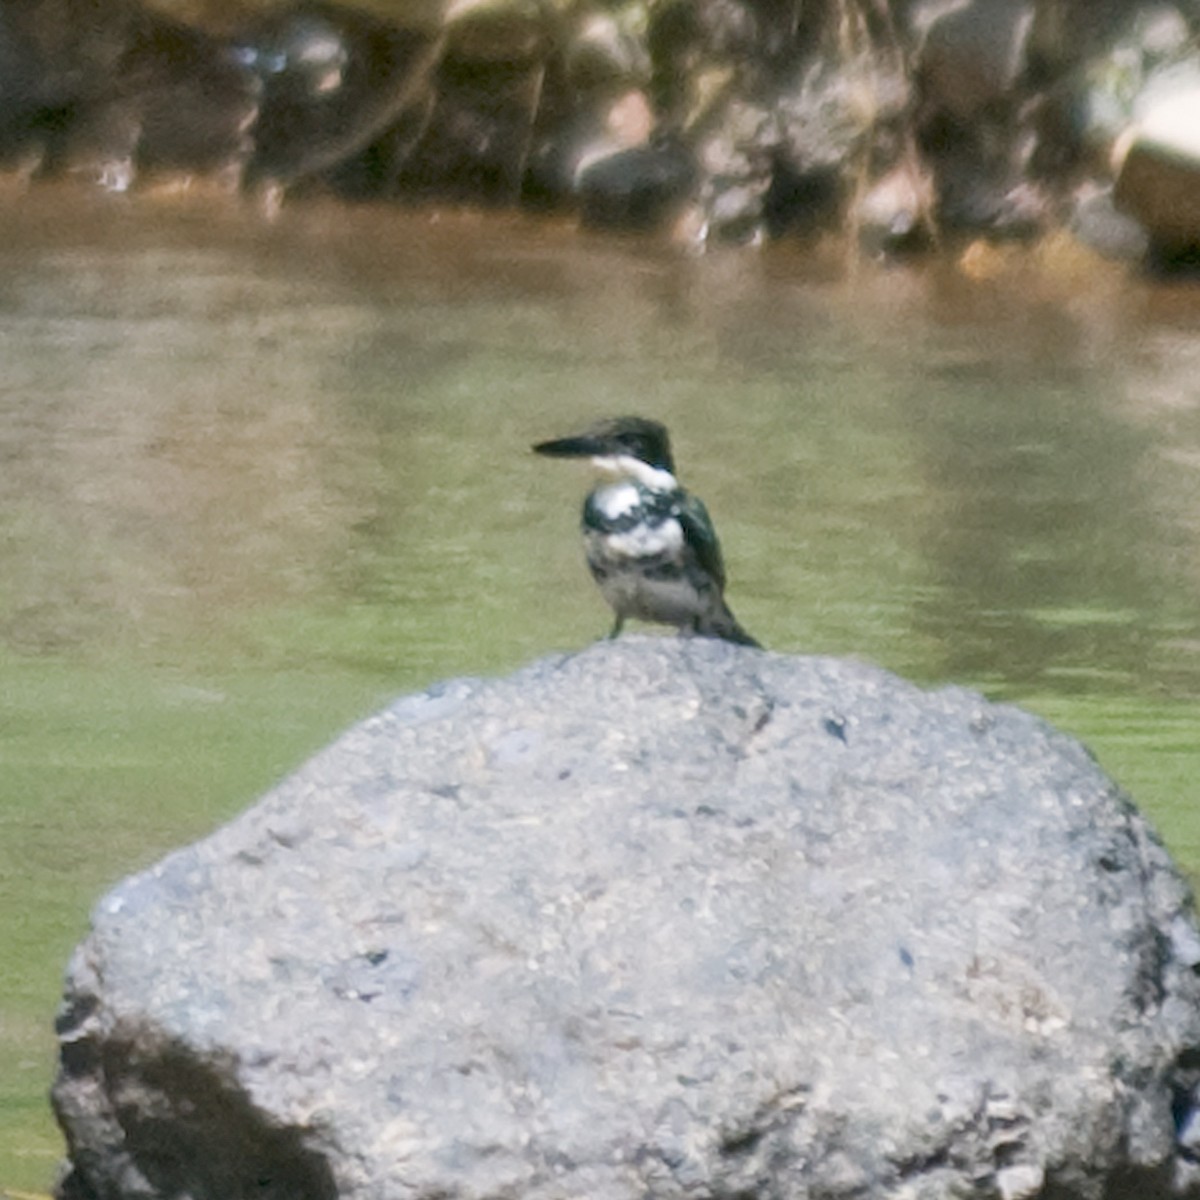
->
[2, 186, 1199, 1189]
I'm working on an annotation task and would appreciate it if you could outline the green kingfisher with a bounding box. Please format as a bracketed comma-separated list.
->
[533, 416, 760, 647]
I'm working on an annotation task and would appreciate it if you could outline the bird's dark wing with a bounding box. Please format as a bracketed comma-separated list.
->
[674, 489, 726, 592]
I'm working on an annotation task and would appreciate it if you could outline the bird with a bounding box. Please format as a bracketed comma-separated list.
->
[533, 415, 760, 647]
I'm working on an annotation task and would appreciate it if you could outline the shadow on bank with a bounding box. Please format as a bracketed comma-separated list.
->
[4, 0, 1200, 261]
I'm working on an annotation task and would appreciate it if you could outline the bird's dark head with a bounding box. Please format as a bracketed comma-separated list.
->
[533, 416, 676, 476]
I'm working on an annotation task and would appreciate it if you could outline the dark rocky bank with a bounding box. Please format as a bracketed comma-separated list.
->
[52, 639, 1200, 1200]
[4, 0, 1200, 256]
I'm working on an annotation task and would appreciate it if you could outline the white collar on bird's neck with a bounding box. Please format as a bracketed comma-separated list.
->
[591, 454, 678, 492]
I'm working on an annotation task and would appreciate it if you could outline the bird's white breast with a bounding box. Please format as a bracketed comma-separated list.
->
[589, 483, 684, 560]
[594, 481, 642, 520]
[605, 520, 684, 559]
[587, 475, 686, 564]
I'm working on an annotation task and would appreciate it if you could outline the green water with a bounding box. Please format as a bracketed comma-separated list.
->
[2, 188, 1199, 1190]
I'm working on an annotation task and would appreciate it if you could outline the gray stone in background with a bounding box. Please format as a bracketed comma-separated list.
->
[52, 639, 1200, 1200]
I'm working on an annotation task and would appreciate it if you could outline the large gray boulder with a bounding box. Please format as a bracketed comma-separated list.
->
[52, 640, 1200, 1200]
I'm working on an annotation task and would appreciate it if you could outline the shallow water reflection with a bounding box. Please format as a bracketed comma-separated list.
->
[4, 195, 1199, 692]
[1, 186, 1199, 1186]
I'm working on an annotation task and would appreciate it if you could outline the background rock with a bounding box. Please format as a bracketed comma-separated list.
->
[576, 137, 695, 230]
[53, 639, 1200, 1200]
[2, 0, 1200, 252]
[1113, 75, 1200, 258]
[0, 0, 137, 173]
[54, 11, 261, 191]
[240, 2, 443, 197]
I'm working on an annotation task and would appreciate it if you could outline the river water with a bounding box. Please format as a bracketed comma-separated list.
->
[2, 184, 1199, 1185]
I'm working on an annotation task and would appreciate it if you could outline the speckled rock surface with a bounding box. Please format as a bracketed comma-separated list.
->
[53, 639, 1200, 1200]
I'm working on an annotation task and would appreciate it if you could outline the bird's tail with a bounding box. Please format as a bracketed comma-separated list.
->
[694, 602, 761, 649]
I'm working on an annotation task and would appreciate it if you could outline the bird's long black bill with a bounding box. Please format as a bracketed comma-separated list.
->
[532, 433, 609, 459]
